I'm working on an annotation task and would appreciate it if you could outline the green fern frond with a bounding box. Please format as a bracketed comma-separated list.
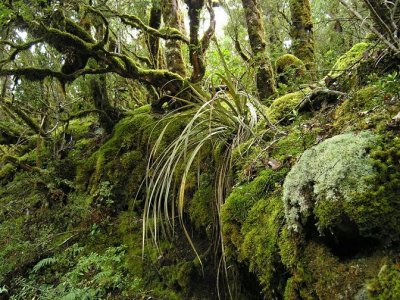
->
[33, 257, 57, 273]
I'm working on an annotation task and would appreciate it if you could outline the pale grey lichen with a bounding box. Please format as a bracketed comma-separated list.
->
[282, 131, 377, 233]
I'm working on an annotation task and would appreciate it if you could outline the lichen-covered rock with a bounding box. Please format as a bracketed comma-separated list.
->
[283, 131, 400, 245]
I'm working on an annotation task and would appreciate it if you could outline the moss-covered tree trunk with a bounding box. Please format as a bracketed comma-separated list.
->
[241, 0, 277, 102]
[162, 0, 187, 77]
[148, 1, 164, 69]
[185, 0, 215, 83]
[289, 0, 316, 77]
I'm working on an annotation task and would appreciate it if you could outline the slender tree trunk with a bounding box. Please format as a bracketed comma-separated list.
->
[162, 0, 187, 77]
[241, 0, 277, 102]
[289, 0, 316, 77]
[185, 0, 215, 83]
[148, 1, 163, 69]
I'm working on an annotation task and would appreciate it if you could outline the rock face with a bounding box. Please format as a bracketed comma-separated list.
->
[283, 131, 400, 247]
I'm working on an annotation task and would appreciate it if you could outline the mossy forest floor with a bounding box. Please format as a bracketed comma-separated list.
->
[1, 43, 400, 299]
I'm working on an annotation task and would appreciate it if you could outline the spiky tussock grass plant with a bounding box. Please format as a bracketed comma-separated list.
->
[142, 76, 271, 295]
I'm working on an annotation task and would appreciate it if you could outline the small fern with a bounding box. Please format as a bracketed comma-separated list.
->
[32, 257, 57, 273]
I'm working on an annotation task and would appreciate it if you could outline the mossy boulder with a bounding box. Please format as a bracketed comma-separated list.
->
[281, 240, 388, 299]
[326, 42, 370, 91]
[283, 131, 400, 246]
[275, 54, 307, 85]
[267, 89, 311, 123]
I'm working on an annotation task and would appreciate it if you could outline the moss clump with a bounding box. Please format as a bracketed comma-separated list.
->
[326, 42, 371, 91]
[281, 241, 387, 299]
[276, 54, 307, 86]
[221, 168, 288, 257]
[267, 89, 311, 123]
[283, 131, 400, 245]
[367, 264, 400, 299]
[189, 173, 213, 231]
[328, 42, 370, 79]
[77, 105, 186, 204]
[240, 195, 286, 297]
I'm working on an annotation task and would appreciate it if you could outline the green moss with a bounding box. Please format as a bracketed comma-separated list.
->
[65, 116, 98, 139]
[267, 89, 310, 123]
[328, 42, 370, 79]
[0, 163, 15, 182]
[77, 105, 186, 203]
[272, 123, 318, 161]
[284, 242, 387, 299]
[189, 174, 213, 231]
[367, 264, 400, 299]
[289, 0, 315, 75]
[326, 42, 371, 92]
[221, 168, 288, 258]
[334, 85, 400, 132]
[240, 195, 285, 296]
[275, 54, 307, 86]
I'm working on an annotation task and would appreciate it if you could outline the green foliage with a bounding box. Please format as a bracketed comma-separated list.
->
[32, 257, 58, 273]
[10, 245, 144, 299]
[143, 72, 267, 261]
